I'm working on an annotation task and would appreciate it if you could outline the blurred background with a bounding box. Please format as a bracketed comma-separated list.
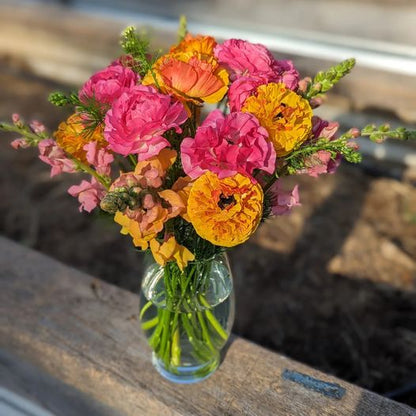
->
[1, 0, 415, 407]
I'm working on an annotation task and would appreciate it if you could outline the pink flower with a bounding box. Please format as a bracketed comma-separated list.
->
[38, 139, 76, 177]
[181, 110, 276, 179]
[68, 178, 107, 213]
[12, 113, 23, 126]
[29, 120, 46, 134]
[268, 181, 301, 216]
[271, 59, 299, 90]
[104, 85, 188, 159]
[214, 39, 277, 81]
[79, 63, 138, 106]
[11, 138, 30, 149]
[228, 77, 263, 112]
[214, 39, 299, 90]
[299, 117, 341, 177]
[83, 141, 114, 176]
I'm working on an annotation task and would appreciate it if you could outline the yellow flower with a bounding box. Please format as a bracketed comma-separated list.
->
[242, 83, 312, 157]
[170, 34, 217, 57]
[172, 176, 194, 222]
[150, 236, 195, 271]
[114, 211, 154, 250]
[54, 113, 106, 162]
[187, 172, 263, 247]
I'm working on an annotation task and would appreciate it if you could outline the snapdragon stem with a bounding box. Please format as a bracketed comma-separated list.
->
[69, 156, 110, 190]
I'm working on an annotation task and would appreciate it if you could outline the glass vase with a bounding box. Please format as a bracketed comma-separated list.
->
[139, 252, 235, 383]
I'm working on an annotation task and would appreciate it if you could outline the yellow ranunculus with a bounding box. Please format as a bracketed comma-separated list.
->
[187, 172, 263, 247]
[242, 83, 312, 157]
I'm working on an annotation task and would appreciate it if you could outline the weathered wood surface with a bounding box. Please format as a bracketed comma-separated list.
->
[0, 237, 414, 416]
[0, 1, 415, 122]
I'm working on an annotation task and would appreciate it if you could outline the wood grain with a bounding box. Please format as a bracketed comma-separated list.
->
[0, 237, 414, 415]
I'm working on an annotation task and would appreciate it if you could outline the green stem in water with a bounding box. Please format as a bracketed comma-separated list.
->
[199, 295, 228, 341]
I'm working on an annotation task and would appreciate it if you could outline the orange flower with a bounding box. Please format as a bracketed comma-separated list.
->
[242, 83, 312, 157]
[54, 113, 106, 162]
[143, 35, 228, 105]
[111, 149, 185, 249]
[187, 172, 263, 247]
[170, 34, 217, 57]
[172, 176, 194, 222]
[150, 236, 195, 271]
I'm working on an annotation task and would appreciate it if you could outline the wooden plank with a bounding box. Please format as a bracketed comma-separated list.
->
[0, 237, 414, 415]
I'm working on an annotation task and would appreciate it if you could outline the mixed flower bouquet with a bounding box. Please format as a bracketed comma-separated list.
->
[2, 20, 415, 383]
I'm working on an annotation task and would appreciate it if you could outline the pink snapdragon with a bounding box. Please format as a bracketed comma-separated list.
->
[11, 138, 30, 150]
[38, 139, 76, 177]
[299, 117, 341, 177]
[68, 178, 107, 213]
[79, 63, 138, 106]
[84, 141, 114, 176]
[104, 85, 188, 159]
[268, 181, 301, 216]
[181, 110, 276, 179]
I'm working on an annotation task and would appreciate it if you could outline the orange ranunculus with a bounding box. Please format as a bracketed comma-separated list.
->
[54, 113, 106, 162]
[150, 236, 195, 271]
[242, 83, 313, 157]
[170, 34, 217, 57]
[143, 35, 228, 105]
[187, 172, 263, 247]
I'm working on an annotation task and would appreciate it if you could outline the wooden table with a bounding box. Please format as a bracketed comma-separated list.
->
[0, 237, 414, 415]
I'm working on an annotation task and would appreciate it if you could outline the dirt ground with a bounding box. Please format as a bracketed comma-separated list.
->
[1, 60, 416, 407]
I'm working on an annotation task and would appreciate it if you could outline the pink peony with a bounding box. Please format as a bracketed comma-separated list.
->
[214, 39, 277, 81]
[214, 39, 299, 89]
[68, 178, 107, 213]
[104, 85, 188, 159]
[38, 139, 76, 177]
[181, 110, 276, 179]
[268, 181, 301, 216]
[79, 63, 138, 106]
[299, 117, 341, 177]
[83, 141, 114, 176]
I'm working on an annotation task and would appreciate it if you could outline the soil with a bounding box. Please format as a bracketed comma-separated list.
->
[1, 60, 416, 408]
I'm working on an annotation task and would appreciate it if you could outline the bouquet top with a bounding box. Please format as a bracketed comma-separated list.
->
[2, 22, 414, 271]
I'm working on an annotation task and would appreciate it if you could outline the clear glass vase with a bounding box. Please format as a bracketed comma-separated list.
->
[139, 252, 235, 383]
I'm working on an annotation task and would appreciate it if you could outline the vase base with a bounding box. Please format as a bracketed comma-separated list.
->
[152, 352, 219, 384]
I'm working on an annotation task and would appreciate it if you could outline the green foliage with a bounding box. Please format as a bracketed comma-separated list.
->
[0, 119, 48, 146]
[361, 124, 416, 142]
[120, 26, 153, 78]
[284, 134, 362, 175]
[261, 188, 273, 222]
[305, 58, 356, 99]
[48, 91, 80, 107]
[177, 15, 188, 43]
[173, 217, 223, 261]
